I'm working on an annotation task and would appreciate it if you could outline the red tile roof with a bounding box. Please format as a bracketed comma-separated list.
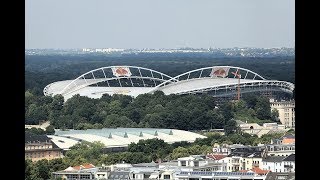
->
[81, 163, 95, 169]
[64, 163, 95, 171]
[72, 166, 81, 170]
[251, 167, 270, 175]
[238, 167, 269, 175]
[207, 154, 227, 160]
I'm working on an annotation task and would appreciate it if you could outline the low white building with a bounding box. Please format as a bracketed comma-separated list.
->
[177, 155, 227, 172]
[236, 120, 287, 137]
[262, 154, 295, 173]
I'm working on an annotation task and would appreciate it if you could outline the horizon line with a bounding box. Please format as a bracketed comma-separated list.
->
[25, 46, 295, 50]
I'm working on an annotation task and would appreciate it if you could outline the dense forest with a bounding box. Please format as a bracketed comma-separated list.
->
[26, 90, 279, 134]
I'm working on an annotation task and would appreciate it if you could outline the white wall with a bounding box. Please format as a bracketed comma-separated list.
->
[263, 161, 285, 172]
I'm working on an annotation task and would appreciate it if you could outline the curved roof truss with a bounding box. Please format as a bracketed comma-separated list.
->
[149, 66, 266, 93]
[47, 66, 175, 96]
[43, 65, 294, 99]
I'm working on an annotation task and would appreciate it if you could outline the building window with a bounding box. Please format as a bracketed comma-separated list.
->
[181, 161, 186, 166]
[194, 161, 199, 167]
[164, 175, 170, 179]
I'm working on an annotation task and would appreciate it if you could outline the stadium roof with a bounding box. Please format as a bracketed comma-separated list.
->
[43, 65, 294, 101]
[48, 128, 206, 150]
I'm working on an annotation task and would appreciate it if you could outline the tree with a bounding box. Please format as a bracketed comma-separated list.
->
[49, 158, 68, 173]
[25, 159, 33, 180]
[206, 110, 225, 129]
[26, 127, 46, 135]
[45, 125, 55, 135]
[108, 100, 122, 115]
[75, 122, 94, 130]
[220, 102, 234, 122]
[35, 159, 50, 180]
[243, 94, 257, 109]
[255, 97, 271, 120]
[64, 141, 105, 165]
[141, 113, 165, 128]
[103, 114, 133, 128]
[271, 109, 280, 122]
[50, 94, 64, 111]
[224, 120, 237, 135]
[26, 104, 48, 124]
[171, 146, 190, 159]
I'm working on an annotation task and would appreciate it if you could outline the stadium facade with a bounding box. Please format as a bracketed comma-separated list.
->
[43, 65, 295, 101]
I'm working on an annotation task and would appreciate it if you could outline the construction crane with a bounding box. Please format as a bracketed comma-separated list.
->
[231, 69, 241, 101]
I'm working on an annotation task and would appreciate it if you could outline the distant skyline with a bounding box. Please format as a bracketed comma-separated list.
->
[25, 0, 294, 49]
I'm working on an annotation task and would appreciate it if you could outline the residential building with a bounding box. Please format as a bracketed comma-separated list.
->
[266, 134, 295, 157]
[220, 145, 265, 172]
[52, 159, 269, 180]
[25, 132, 63, 162]
[282, 154, 295, 173]
[262, 154, 295, 173]
[52, 163, 105, 180]
[176, 155, 227, 172]
[270, 99, 295, 128]
[271, 134, 295, 145]
[211, 143, 230, 155]
[265, 144, 295, 157]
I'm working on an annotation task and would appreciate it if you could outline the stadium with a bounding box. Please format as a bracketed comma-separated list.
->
[43, 65, 295, 101]
[48, 128, 206, 152]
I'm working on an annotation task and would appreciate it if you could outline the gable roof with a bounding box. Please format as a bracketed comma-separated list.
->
[25, 132, 50, 143]
[207, 154, 227, 160]
[263, 156, 285, 162]
[283, 154, 295, 162]
[251, 167, 270, 175]
[64, 163, 95, 171]
[282, 134, 295, 139]
[239, 167, 270, 175]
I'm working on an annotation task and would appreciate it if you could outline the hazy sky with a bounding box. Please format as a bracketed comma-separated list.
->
[25, 0, 295, 49]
